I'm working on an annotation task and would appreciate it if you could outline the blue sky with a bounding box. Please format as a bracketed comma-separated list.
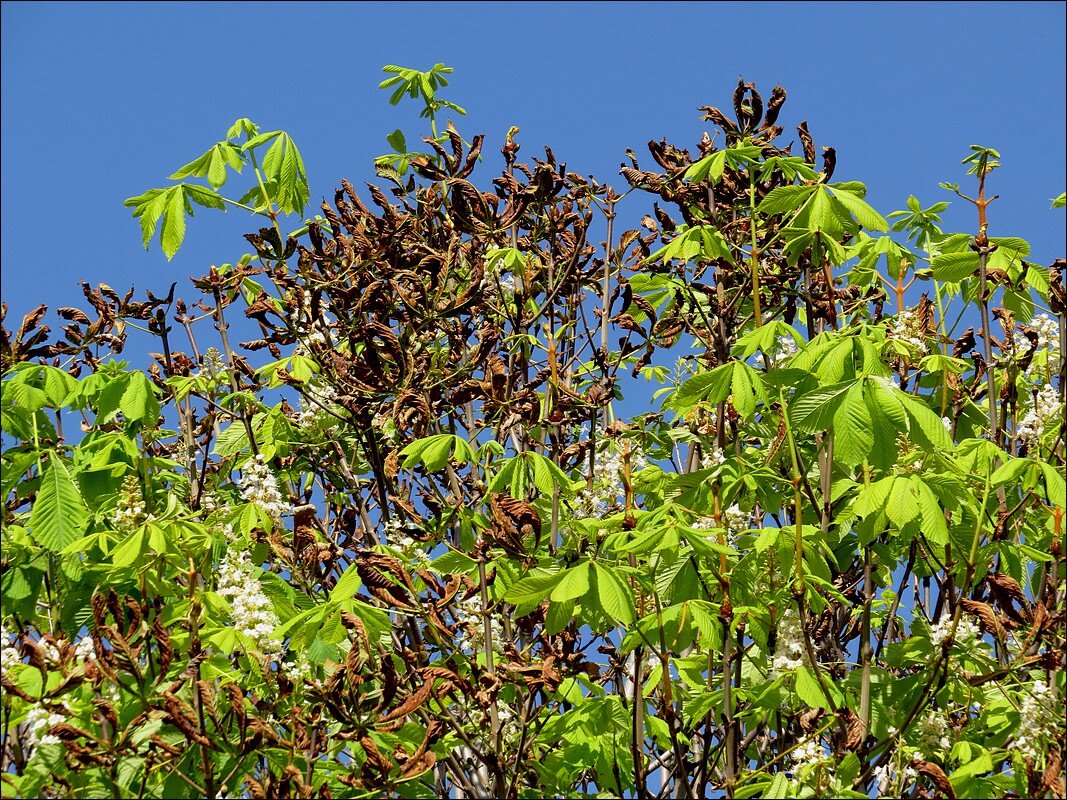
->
[1, 1, 1064, 327]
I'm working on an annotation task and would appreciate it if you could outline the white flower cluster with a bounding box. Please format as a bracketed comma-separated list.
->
[873, 761, 917, 795]
[295, 383, 339, 428]
[573, 444, 648, 519]
[200, 492, 229, 518]
[196, 347, 227, 379]
[890, 308, 930, 355]
[493, 702, 522, 744]
[384, 518, 430, 566]
[216, 549, 282, 656]
[481, 259, 518, 299]
[451, 594, 504, 655]
[690, 504, 749, 546]
[723, 504, 749, 535]
[72, 637, 96, 663]
[771, 607, 807, 675]
[790, 736, 827, 775]
[700, 444, 726, 469]
[773, 334, 799, 361]
[929, 614, 981, 648]
[113, 475, 152, 533]
[293, 295, 334, 352]
[283, 656, 313, 685]
[1030, 314, 1059, 353]
[1017, 384, 1061, 443]
[22, 705, 66, 755]
[39, 640, 61, 665]
[1, 628, 20, 676]
[915, 709, 952, 756]
[1013, 679, 1060, 762]
[239, 455, 288, 520]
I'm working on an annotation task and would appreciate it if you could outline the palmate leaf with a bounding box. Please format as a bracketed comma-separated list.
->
[593, 563, 635, 625]
[124, 183, 224, 260]
[790, 381, 853, 432]
[827, 183, 889, 231]
[670, 362, 735, 411]
[169, 142, 245, 190]
[832, 384, 873, 466]
[251, 131, 309, 215]
[551, 562, 591, 602]
[756, 184, 816, 215]
[29, 457, 88, 551]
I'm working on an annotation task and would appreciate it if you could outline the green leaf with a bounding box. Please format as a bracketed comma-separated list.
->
[886, 476, 919, 528]
[897, 392, 953, 452]
[259, 132, 309, 214]
[684, 150, 727, 183]
[594, 563, 635, 625]
[399, 434, 474, 472]
[120, 372, 159, 424]
[832, 384, 874, 466]
[795, 665, 834, 709]
[551, 562, 591, 602]
[161, 186, 187, 260]
[827, 184, 889, 231]
[169, 142, 244, 190]
[504, 570, 562, 605]
[791, 381, 853, 432]
[757, 185, 815, 215]
[184, 184, 226, 211]
[111, 527, 149, 569]
[1039, 461, 1065, 507]
[527, 452, 570, 495]
[806, 189, 844, 237]
[931, 251, 979, 282]
[671, 363, 734, 410]
[29, 458, 88, 551]
[853, 476, 895, 518]
[765, 772, 791, 800]
[911, 476, 948, 546]
[332, 563, 362, 600]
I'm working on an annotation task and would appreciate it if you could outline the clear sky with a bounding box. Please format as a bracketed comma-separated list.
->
[1, 1, 1064, 325]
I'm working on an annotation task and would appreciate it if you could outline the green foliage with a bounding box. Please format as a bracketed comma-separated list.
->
[3, 69, 1064, 800]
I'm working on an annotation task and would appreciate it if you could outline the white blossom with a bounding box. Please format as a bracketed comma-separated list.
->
[239, 455, 288, 520]
[890, 308, 930, 355]
[773, 334, 799, 360]
[39, 640, 61, 665]
[22, 705, 66, 756]
[295, 383, 339, 427]
[496, 273, 518, 297]
[1017, 384, 1061, 443]
[874, 761, 917, 795]
[113, 475, 152, 532]
[73, 637, 96, 663]
[1028, 313, 1060, 361]
[216, 549, 282, 656]
[283, 656, 313, 685]
[772, 607, 807, 675]
[790, 735, 827, 775]
[451, 594, 504, 655]
[385, 518, 430, 566]
[196, 347, 227, 378]
[915, 709, 952, 754]
[723, 504, 749, 535]
[572, 443, 647, 519]
[929, 614, 981, 648]
[1012, 679, 1060, 762]
[1, 628, 20, 676]
[700, 445, 726, 469]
